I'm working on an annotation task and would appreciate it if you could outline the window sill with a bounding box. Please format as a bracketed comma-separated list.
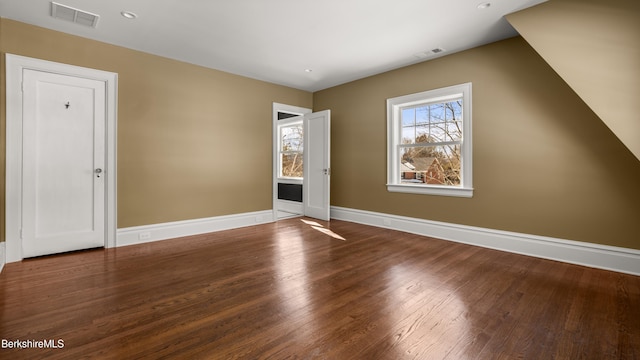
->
[387, 184, 473, 198]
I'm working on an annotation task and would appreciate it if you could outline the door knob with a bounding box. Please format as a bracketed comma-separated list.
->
[95, 168, 103, 178]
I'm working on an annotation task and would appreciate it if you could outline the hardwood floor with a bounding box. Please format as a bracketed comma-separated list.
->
[1, 218, 638, 359]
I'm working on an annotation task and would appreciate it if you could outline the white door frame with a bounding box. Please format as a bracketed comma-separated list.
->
[5, 54, 118, 263]
[272, 103, 311, 220]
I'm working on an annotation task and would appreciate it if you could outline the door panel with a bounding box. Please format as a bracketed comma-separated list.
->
[22, 69, 106, 257]
[303, 110, 331, 221]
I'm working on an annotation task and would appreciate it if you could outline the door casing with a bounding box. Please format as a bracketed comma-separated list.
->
[272, 103, 311, 220]
[5, 54, 118, 263]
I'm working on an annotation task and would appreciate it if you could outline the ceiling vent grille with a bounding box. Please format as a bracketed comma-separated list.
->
[51, 2, 100, 28]
[413, 48, 446, 59]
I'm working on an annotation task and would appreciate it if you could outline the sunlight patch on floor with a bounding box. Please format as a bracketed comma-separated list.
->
[300, 219, 346, 241]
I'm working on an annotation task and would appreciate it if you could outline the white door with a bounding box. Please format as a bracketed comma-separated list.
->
[21, 69, 106, 258]
[303, 110, 331, 221]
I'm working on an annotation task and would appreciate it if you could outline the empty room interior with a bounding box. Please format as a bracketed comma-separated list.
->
[1, 0, 639, 358]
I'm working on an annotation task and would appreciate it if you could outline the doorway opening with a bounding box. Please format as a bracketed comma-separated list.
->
[272, 103, 331, 221]
[273, 103, 310, 220]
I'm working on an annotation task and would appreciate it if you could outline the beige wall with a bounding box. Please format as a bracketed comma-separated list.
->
[2, 19, 639, 251]
[314, 36, 640, 250]
[507, 0, 640, 161]
[0, 18, 313, 235]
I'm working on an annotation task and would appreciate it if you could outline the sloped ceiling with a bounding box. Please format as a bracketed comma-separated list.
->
[507, 0, 640, 162]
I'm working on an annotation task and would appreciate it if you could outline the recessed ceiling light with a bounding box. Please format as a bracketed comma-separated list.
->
[477, 2, 491, 9]
[304, 69, 313, 73]
[121, 11, 137, 19]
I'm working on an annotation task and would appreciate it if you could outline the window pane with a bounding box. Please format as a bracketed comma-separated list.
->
[402, 107, 417, 144]
[429, 103, 445, 122]
[402, 126, 415, 144]
[416, 124, 430, 143]
[402, 108, 415, 127]
[281, 125, 303, 151]
[445, 100, 462, 141]
[416, 106, 429, 125]
[399, 145, 461, 186]
[441, 121, 460, 142]
[414, 107, 429, 144]
[281, 152, 303, 178]
[429, 122, 446, 143]
[446, 100, 462, 121]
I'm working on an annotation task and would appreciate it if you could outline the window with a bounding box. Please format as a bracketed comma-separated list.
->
[278, 118, 304, 179]
[387, 83, 472, 197]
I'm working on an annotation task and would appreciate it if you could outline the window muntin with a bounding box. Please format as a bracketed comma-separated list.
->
[387, 83, 472, 197]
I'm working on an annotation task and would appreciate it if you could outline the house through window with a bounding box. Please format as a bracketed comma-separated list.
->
[387, 83, 473, 197]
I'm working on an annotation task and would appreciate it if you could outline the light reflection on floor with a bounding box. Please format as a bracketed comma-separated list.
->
[270, 219, 346, 349]
[384, 263, 472, 359]
[273, 225, 319, 342]
[300, 219, 346, 241]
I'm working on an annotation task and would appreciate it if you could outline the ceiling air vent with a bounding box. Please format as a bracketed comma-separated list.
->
[413, 48, 446, 59]
[51, 2, 100, 28]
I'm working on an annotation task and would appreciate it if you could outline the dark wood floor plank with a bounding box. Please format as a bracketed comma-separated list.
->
[1, 217, 638, 359]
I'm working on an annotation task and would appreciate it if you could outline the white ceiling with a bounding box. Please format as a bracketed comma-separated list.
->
[0, 0, 546, 92]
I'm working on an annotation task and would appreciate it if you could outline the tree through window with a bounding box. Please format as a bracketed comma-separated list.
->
[279, 121, 303, 178]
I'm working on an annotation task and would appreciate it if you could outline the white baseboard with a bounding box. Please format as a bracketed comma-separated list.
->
[277, 199, 303, 213]
[330, 206, 640, 276]
[117, 210, 275, 247]
[276, 199, 303, 219]
[0, 242, 5, 273]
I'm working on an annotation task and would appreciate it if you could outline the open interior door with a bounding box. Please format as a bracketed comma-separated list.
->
[303, 110, 331, 221]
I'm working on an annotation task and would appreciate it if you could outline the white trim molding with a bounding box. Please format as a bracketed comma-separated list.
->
[331, 206, 640, 276]
[5, 54, 118, 263]
[272, 103, 312, 221]
[276, 199, 304, 220]
[117, 210, 275, 247]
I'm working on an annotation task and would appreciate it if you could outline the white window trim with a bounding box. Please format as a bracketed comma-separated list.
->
[386, 82, 473, 197]
[277, 117, 304, 183]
